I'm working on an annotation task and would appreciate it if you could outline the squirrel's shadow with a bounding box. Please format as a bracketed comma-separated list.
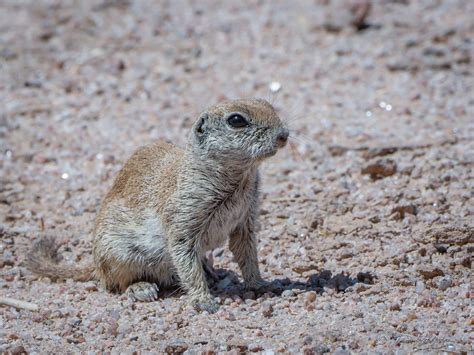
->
[159, 269, 376, 300]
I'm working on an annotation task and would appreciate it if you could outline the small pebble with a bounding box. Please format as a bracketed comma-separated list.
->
[262, 303, 274, 318]
[389, 302, 401, 311]
[418, 266, 444, 280]
[436, 276, 452, 291]
[269, 81, 281, 92]
[84, 282, 98, 292]
[9, 346, 27, 355]
[415, 281, 425, 293]
[164, 341, 189, 354]
[222, 311, 236, 321]
[306, 291, 317, 303]
[249, 344, 264, 352]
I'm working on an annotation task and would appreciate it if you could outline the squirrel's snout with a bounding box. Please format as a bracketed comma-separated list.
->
[276, 128, 289, 148]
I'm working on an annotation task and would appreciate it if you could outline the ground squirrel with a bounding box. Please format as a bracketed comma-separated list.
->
[26, 98, 289, 312]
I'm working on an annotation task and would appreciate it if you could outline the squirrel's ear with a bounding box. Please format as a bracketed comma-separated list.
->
[194, 113, 208, 136]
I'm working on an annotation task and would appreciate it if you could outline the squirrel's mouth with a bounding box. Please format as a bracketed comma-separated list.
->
[255, 148, 278, 161]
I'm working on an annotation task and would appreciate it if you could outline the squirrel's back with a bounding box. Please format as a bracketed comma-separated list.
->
[105, 141, 184, 212]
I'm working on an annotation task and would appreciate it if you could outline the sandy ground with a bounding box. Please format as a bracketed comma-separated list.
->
[1, 0, 473, 353]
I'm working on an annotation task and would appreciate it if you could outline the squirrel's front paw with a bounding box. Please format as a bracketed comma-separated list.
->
[190, 295, 220, 313]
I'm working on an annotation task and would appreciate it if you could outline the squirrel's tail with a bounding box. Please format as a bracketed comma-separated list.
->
[25, 237, 95, 282]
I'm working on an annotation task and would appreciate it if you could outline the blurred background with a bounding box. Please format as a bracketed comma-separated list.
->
[1, 0, 473, 353]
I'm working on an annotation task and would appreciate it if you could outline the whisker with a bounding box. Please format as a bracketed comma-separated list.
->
[279, 98, 306, 125]
[166, 285, 183, 298]
[288, 132, 315, 146]
[267, 88, 281, 107]
[283, 116, 305, 128]
[288, 141, 304, 162]
[289, 137, 312, 148]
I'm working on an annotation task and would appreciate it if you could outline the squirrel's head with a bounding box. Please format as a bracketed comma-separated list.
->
[191, 99, 289, 163]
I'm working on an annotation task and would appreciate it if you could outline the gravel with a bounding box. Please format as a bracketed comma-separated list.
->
[1, 0, 473, 353]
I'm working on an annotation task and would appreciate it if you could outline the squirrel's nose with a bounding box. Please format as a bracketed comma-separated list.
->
[276, 128, 289, 147]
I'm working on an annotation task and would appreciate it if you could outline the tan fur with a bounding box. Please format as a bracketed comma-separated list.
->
[26, 98, 288, 312]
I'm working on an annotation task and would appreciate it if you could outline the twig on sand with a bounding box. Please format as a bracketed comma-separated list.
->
[0, 297, 39, 312]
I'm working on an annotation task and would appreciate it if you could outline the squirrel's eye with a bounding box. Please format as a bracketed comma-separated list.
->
[227, 114, 248, 128]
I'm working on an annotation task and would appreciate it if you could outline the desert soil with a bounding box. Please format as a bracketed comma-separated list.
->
[0, 0, 473, 353]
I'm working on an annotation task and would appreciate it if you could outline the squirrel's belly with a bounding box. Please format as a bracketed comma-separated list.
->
[95, 204, 169, 265]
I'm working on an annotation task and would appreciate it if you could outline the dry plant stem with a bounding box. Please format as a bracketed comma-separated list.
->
[0, 297, 39, 312]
